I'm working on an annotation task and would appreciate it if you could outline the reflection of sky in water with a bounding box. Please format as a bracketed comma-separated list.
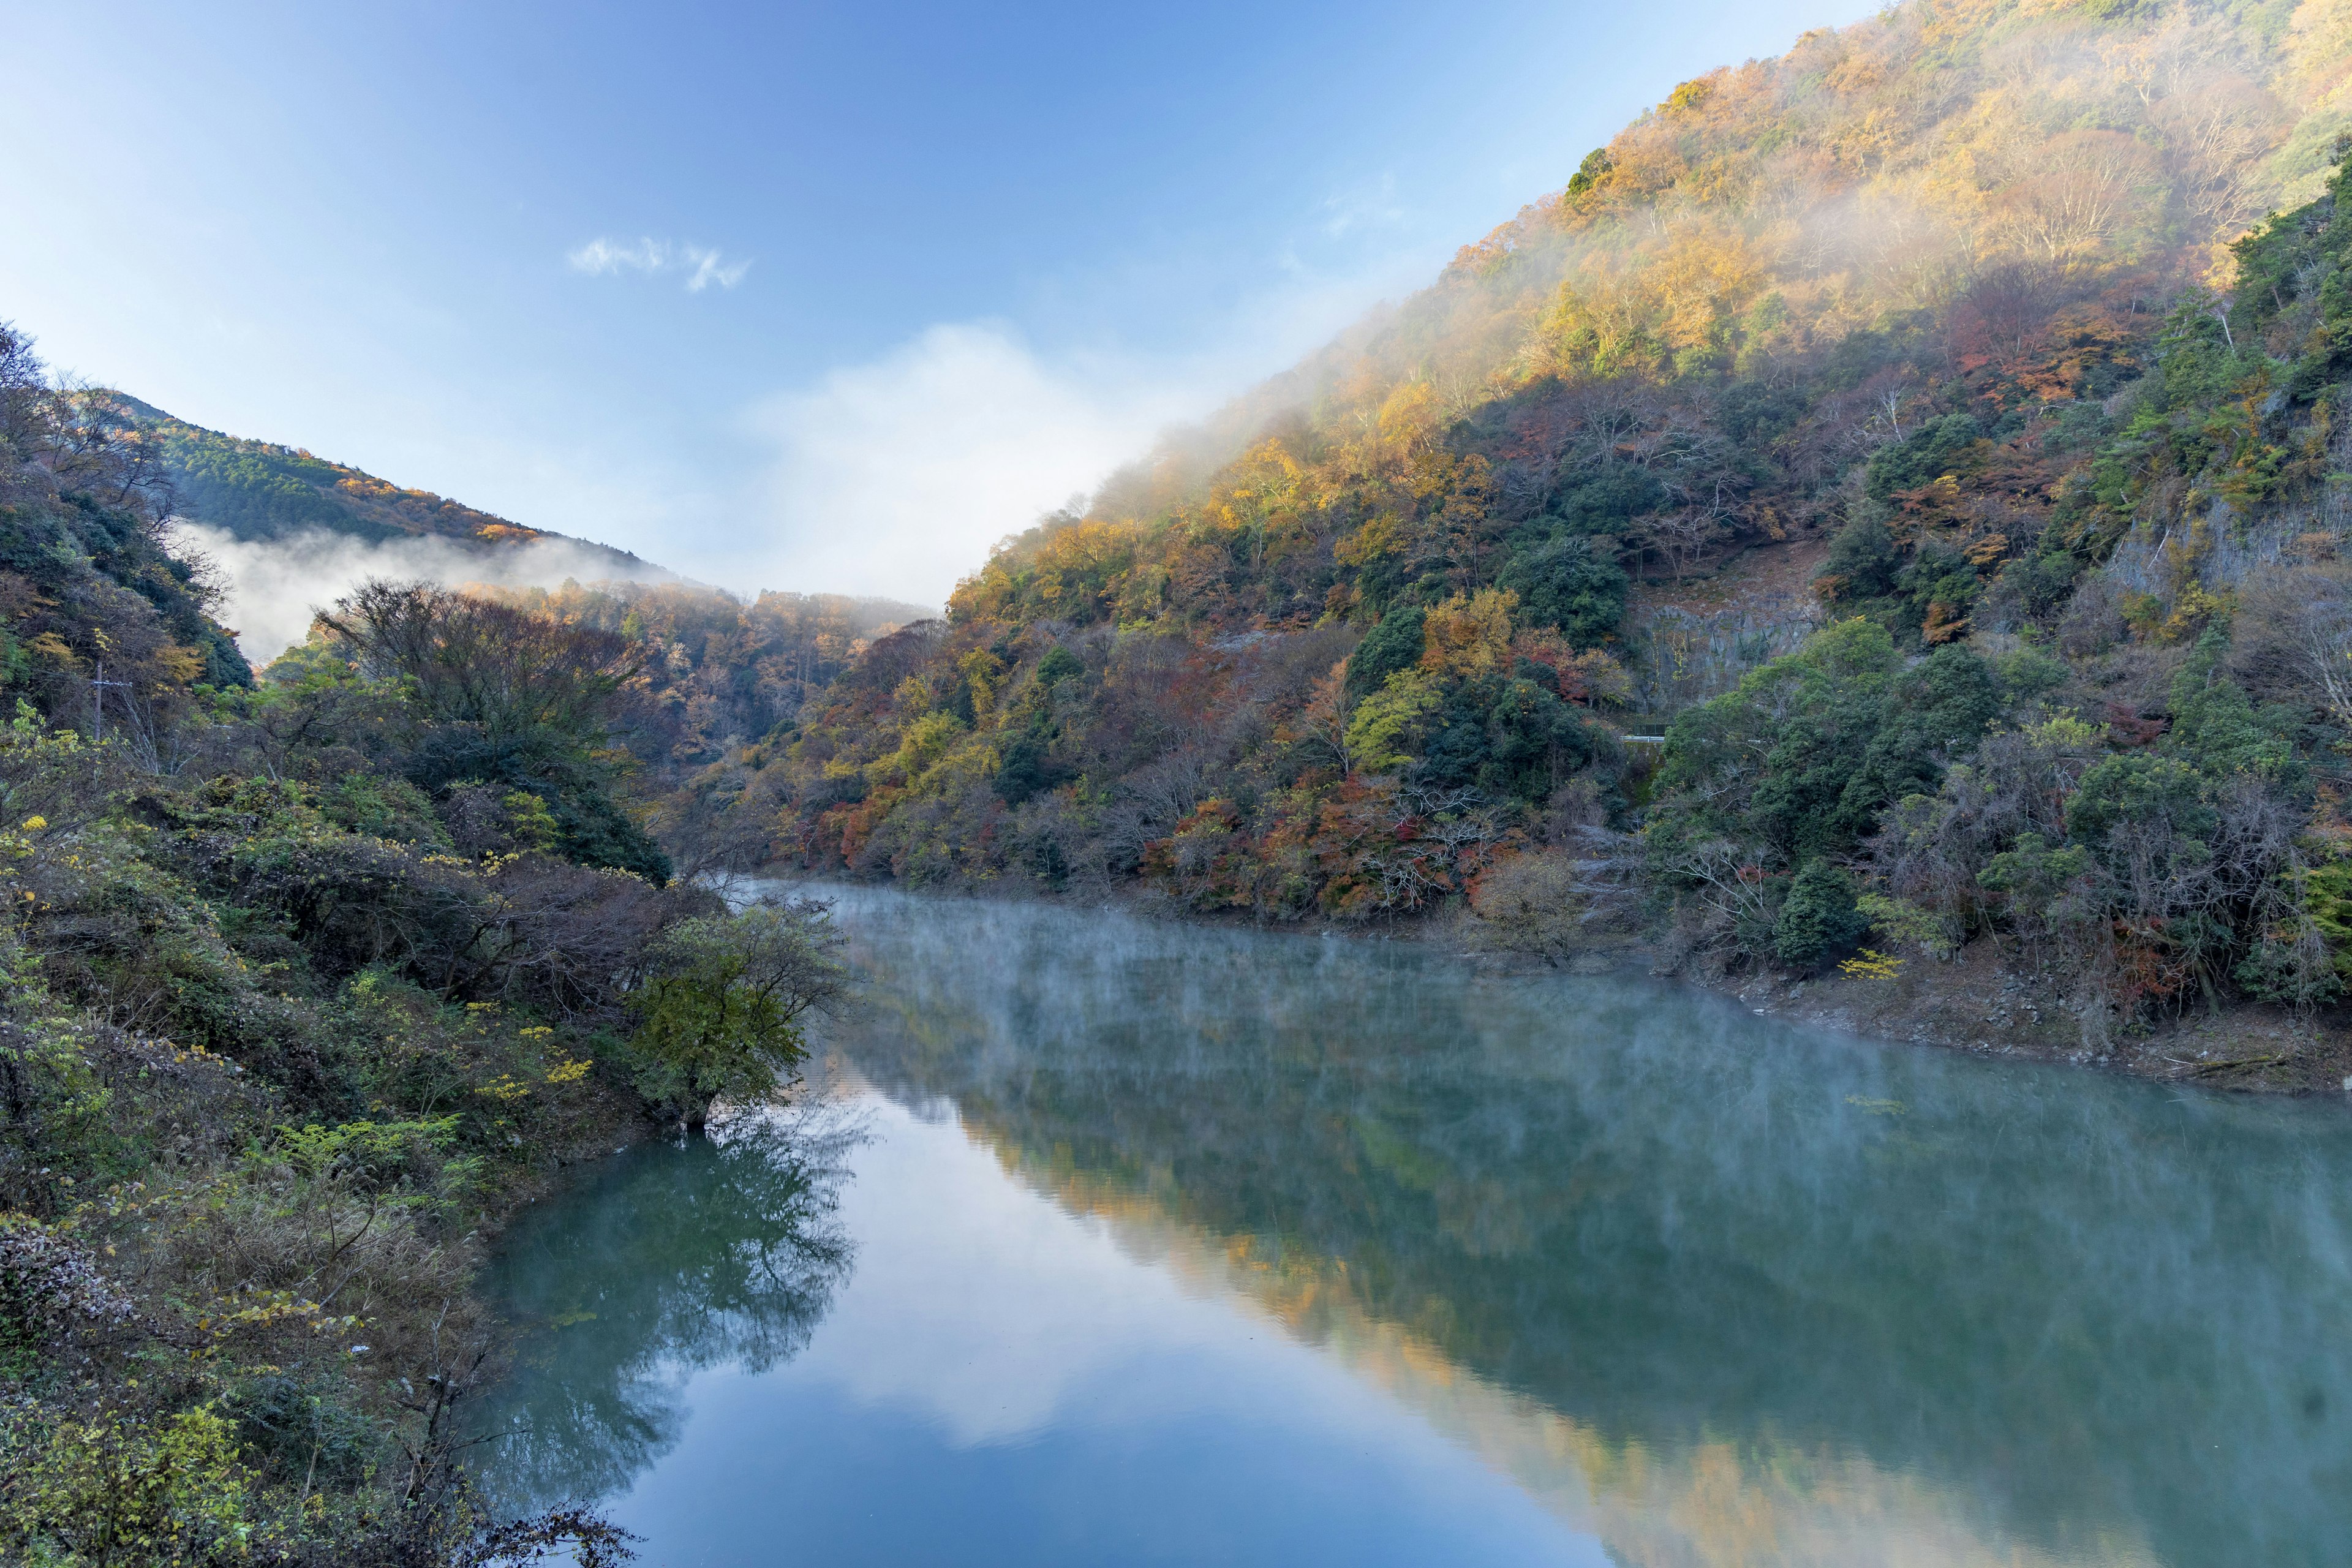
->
[478, 886, 2352, 1567]
[594, 1096, 1610, 1566]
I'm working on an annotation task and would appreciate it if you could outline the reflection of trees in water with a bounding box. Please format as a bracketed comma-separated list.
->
[474, 1107, 861, 1511]
[818, 888, 2352, 1568]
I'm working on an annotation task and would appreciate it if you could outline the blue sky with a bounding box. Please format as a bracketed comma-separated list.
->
[1, 0, 1872, 606]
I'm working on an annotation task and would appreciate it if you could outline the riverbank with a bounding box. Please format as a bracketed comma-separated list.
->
[768, 869, 2352, 1097]
[1690, 937, 2352, 1095]
[1466, 913, 2352, 1095]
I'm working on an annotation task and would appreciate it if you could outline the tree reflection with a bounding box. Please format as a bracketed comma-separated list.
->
[818, 887, 2352, 1568]
[474, 1106, 860, 1510]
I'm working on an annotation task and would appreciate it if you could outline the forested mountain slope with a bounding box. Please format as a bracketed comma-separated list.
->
[0, 335, 255, 726]
[118, 394, 652, 566]
[2, 325, 923, 844]
[743, 0, 2352, 1069]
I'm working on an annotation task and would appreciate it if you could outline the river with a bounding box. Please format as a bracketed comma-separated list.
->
[473, 886, 2352, 1566]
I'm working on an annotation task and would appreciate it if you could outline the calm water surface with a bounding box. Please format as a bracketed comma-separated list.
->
[476, 886, 2352, 1566]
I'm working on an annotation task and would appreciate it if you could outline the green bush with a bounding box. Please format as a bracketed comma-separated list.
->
[625, 902, 848, 1130]
[1344, 606, 1427, 702]
[1498, 537, 1629, 647]
[0, 1403, 253, 1568]
[1772, 861, 1869, 972]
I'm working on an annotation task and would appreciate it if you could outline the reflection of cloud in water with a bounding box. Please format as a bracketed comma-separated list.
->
[809, 884, 2352, 1567]
[486, 1084, 1618, 1566]
[1009, 1159, 2158, 1568]
[480, 887, 2352, 1563]
[779, 1090, 1232, 1446]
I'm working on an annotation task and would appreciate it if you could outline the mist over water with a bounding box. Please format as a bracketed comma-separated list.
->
[477, 888, 2352, 1566]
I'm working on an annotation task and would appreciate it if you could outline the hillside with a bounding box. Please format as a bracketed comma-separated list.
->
[1, 317, 873, 1563]
[1, 322, 926, 870]
[119, 394, 651, 570]
[734, 0, 2352, 1077]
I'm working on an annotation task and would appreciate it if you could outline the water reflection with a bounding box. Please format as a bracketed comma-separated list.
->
[478, 1110, 859, 1510]
[478, 887, 2352, 1567]
[820, 888, 2352, 1568]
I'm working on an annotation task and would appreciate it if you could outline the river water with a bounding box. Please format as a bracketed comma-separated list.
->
[475, 886, 2352, 1566]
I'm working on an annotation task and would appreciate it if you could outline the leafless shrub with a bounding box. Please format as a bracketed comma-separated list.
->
[0, 1216, 137, 1340]
[1646, 834, 1779, 960]
[1469, 826, 1642, 960]
[2057, 572, 2128, 657]
[1101, 746, 1215, 872]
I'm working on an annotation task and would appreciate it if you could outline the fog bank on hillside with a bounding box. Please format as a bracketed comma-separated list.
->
[173, 521, 676, 663]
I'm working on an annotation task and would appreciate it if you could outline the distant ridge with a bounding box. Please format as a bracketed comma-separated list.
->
[118, 394, 652, 572]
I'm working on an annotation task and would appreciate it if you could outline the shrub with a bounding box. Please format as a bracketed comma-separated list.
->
[1772, 860, 1869, 971]
[1498, 537, 1629, 647]
[0, 1403, 252, 1568]
[1468, 850, 1590, 960]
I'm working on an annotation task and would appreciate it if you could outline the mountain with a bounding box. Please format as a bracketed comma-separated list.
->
[1, 336, 929, 826]
[120, 394, 652, 571]
[1090, 0, 2351, 529]
[734, 0, 2352, 1073]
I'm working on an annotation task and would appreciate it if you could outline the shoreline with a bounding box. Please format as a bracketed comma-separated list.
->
[760, 869, 2352, 1099]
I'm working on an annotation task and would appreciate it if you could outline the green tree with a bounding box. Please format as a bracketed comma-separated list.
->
[1344, 605, 1427, 703]
[1499, 536, 1629, 647]
[1772, 860, 1869, 971]
[319, 581, 673, 882]
[626, 902, 850, 1132]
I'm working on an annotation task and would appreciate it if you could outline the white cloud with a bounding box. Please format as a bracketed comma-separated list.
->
[709, 237, 1439, 607]
[566, 236, 668, 275]
[682, 245, 752, 292]
[728, 322, 1197, 608]
[567, 236, 750, 291]
[173, 521, 674, 664]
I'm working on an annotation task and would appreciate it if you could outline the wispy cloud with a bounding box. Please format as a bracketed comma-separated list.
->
[567, 236, 752, 292]
[734, 322, 1181, 606]
[652, 181, 1446, 606]
[1319, 173, 1406, 241]
[681, 246, 751, 292]
[566, 236, 668, 276]
[720, 246, 1433, 606]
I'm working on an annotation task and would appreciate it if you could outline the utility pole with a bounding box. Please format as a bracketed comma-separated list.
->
[90, 660, 131, 745]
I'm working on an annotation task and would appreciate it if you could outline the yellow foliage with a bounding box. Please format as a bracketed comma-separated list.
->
[879, 709, 966, 785]
[1839, 948, 1907, 981]
[951, 517, 1144, 624]
[1376, 381, 1441, 459]
[157, 643, 206, 685]
[1665, 77, 1715, 113]
[1333, 514, 1404, 570]
[2289, 0, 2352, 100]
[1419, 589, 1518, 678]
[24, 632, 74, 666]
[957, 649, 1006, 717]
[1344, 669, 1444, 773]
